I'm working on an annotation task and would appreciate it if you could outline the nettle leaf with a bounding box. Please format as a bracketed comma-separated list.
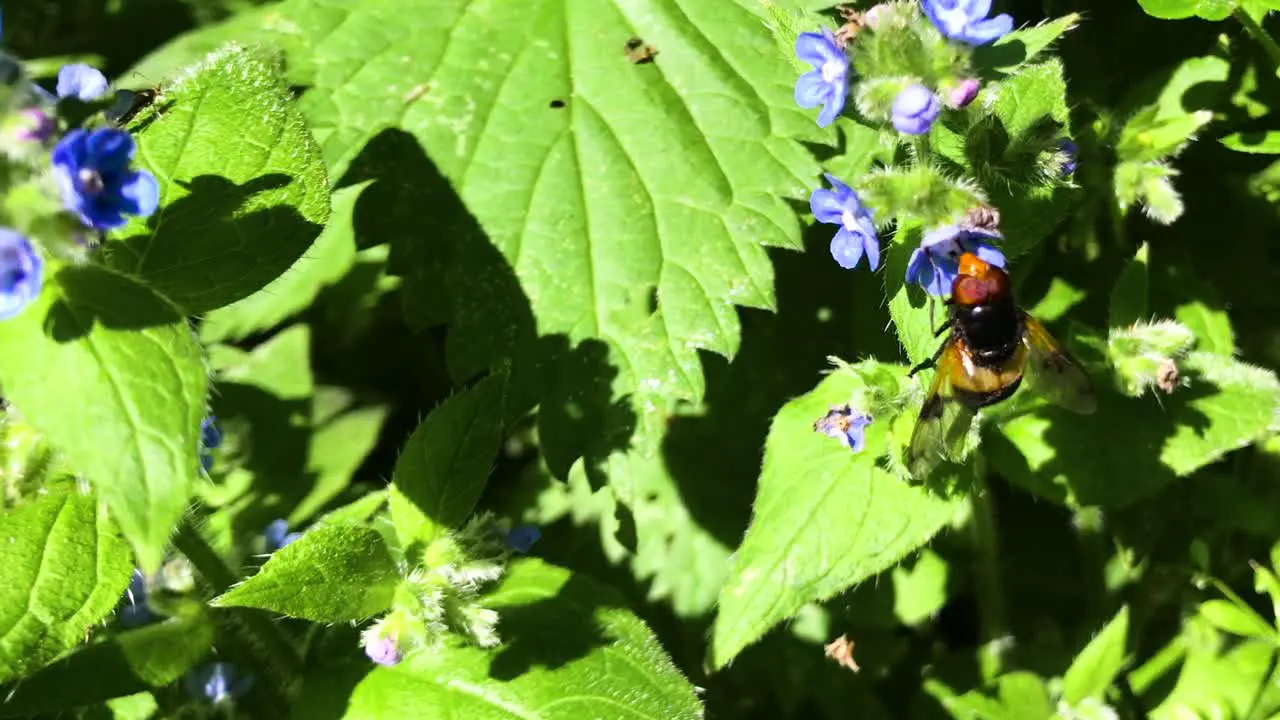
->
[296, 559, 703, 720]
[104, 45, 330, 315]
[1062, 606, 1132, 705]
[0, 483, 133, 683]
[200, 182, 368, 343]
[990, 350, 1280, 507]
[267, 0, 816, 407]
[211, 524, 399, 622]
[712, 368, 962, 668]
[0, 264, 208, 571]
[0, 615, 215, 717]
[389, 371, 507, 548]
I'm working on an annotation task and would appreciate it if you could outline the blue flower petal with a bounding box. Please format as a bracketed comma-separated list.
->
[121, 171, 159, 217]
[0, 229, 43, 321]
[794, 70, 831, 109]
[505, 525, 541, 553]
[972, 241, 1006, 269]
[966, 0, 992, 20]
[795, 29, 841, 67]
[809, 187, 847, 224]
[830, 227, 865, 270]
[858, 217, 881, 271]
[963, 14, 1014, 44]
[816, 81, 847, 127]
[56, 64, 108, 101]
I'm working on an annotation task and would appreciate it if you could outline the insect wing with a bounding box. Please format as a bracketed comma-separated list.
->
[906, 342, 978, 479]
[1019, 313, 1097, 414]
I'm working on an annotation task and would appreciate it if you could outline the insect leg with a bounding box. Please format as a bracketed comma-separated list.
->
[909, 339, 948, 377]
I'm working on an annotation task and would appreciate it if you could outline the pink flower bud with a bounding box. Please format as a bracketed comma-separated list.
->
[863, 4, 889, 30]
[946, 78, 980, 108]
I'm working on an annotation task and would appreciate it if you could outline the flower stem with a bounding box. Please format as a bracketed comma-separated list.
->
[1233, 7, 1280, 76]
[968, 459, 1008, 683]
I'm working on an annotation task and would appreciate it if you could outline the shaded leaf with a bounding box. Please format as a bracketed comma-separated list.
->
[388, 371, 506, 547]
[1109, 242, 1149, 329]
[105, 45, 329, 315]
[1062, 606, 1131, 705]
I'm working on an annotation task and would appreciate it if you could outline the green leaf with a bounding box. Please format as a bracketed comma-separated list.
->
[991, 349, 1280, 507]
[211, 524, 399, 622]
[1136, 0, 1233, 20]
[1027, 278, 1087, 323]
[711, 368, 962, 668]
[295, 559, 703, 720]
[290, 402, 390, 526]
[1175, 300, 1235, 356]
[995, 673, 1055, 720]
[104, 45, 329, 315]
[0, 264, 208, 571]
[1163, 352, 1280, 475]
[0, 484, 133, 684]
[1221, 130, 1280, 154]
[0, 615, 215, 717]
[1109, 242, 1149, 329]
[1198, 599, 1277, 641]
[237, 0, 816, 408]
[892, 549, 950, 627]
[1149, 630, 1280, 719]
[388, 372, 507, 548]
[972, 14, 1081, 77]
[1062, 606, 1131, 705]
[200, 181, 367, 343]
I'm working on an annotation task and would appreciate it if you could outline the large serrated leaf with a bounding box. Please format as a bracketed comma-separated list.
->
[211, 524, 399, 622]
[294, 559, 703, 720]
[0, 264, 208, 571]
[388, 371, 506, 547]
[251, 0, 816, 409]
[711, 369, 962, 669]
[104, 45, 330, 315]
[0, 484, 133, 684]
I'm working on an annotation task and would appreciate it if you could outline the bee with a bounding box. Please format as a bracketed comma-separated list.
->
[905, 252, 1097, 478]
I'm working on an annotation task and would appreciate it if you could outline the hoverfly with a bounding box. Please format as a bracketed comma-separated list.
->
[905, 251, 1097, 478]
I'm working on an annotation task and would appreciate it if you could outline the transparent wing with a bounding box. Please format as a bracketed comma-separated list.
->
[906, 342, 978, 479]
[1020, 312, 1098, 414]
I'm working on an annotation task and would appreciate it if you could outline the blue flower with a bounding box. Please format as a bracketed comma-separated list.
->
[905, 225, 1006, 297]
[814, 405, 873, 453]
[116, 568, 157, 628]
[264, 519, 302, 552]
[505, 525, 541, 554]
[56, 64, 109, 101]
[891, 84, 941, 135]
[52, 128, 158, 231]
[1059, 138, 1078, 176]
[0, 229, 42, 321]
[810, 174, 879, 271]
[794, 28, 849, 128]
[922, 0, 1014, 45]
[199, 416, 222, 473]
[185, 662, 254, 705]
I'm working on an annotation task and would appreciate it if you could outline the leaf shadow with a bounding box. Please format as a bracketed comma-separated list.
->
[334, 127, 637, 493]
[106, 173, 323, 314]
[487, 572, 621, 681]
[661, 219, 901, 548]
[43, 263, 185, 342]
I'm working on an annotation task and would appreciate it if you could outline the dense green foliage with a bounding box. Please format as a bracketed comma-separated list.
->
[1, 0, 1279, 718]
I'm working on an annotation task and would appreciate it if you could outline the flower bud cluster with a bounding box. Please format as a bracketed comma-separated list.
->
[360, 512, 541, 666]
